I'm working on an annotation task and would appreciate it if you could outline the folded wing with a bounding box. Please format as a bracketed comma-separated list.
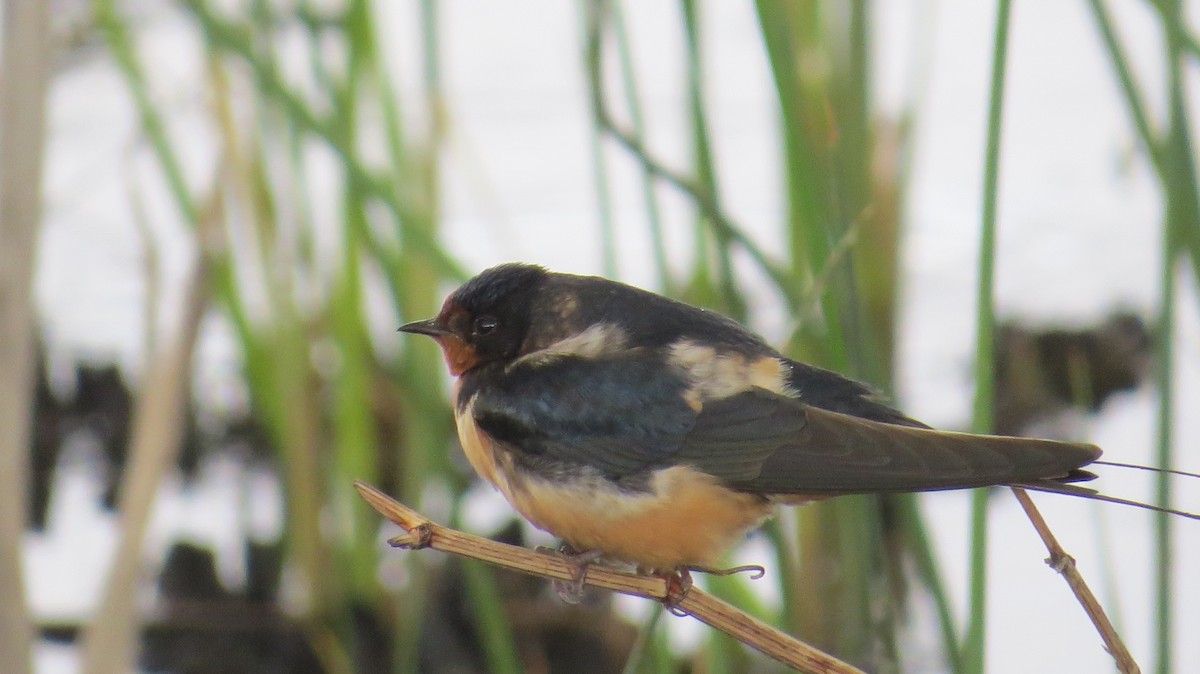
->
[678, 388, 1100, 494]
[473, 353, 1099, 494]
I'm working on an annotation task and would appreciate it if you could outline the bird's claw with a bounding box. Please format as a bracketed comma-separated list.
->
[652, 564, 763, 616]
[539, 543, 604, 604]
[659, 567, 694, 616]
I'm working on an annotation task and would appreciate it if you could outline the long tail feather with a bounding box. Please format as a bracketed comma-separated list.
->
[1017, 480, 1200, 521]
[1092, 460, 1200, 480]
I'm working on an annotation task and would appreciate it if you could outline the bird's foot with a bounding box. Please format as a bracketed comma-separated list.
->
[654, 567, 694, 616]
[536, 543, 604, 604]
[643, 564, 764, 616]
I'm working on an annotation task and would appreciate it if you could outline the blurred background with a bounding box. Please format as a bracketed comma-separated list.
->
[1, 0, 1198, 672]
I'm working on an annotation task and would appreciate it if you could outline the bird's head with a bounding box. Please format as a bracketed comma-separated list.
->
[398, 263, 549, 375]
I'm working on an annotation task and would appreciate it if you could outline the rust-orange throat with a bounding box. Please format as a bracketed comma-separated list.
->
[397, 305, 480, 376]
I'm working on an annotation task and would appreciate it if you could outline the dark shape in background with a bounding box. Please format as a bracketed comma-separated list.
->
[993, 312, 1152, 437]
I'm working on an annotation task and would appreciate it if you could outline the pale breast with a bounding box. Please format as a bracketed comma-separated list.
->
[454, 395, 503, 488]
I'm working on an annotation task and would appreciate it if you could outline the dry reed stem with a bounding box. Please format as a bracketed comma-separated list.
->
[0, 0, 53, 670]
[354, 481, 863, 674]
[1009, 487, 1139, 674]
[79, 258, 212, 674]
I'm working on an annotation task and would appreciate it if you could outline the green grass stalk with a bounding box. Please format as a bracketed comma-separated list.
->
[461, 560, 526, 674]
[1086, 0, 1200, 296]
[583, 0, 619, 278]
[754, 4, 913, 669]
[186, 0, 466, 282]
[620, 606, 668, 674]
[1152, 6, 1198, 672]
[962, 1, 1012, 672]
[681, 0, 744, 321]
[611, 1, 672, 291]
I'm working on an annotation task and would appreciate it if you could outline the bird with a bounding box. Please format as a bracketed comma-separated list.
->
[397, 263, 1158, 576]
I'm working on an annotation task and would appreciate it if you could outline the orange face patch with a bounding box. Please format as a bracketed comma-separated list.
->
[435, 334, 479, 376]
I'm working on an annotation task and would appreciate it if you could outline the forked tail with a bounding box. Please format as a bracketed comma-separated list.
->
[1017, 462, 1200, 521]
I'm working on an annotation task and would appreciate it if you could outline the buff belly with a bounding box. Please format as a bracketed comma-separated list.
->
[504, 464, 774, 569]
[455, 399, 773, 569]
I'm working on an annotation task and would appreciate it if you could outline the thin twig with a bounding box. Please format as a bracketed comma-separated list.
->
[354, 481, 862, 674]
[1008, 487, 1140, 674]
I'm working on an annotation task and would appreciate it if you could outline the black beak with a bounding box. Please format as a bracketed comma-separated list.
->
[398, 318, 451, 337]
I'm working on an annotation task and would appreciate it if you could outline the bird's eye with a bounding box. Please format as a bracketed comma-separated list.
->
[472, 316, 498, 336]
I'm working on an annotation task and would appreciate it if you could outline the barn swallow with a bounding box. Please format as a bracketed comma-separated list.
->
[398, 263, 1106, 572]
